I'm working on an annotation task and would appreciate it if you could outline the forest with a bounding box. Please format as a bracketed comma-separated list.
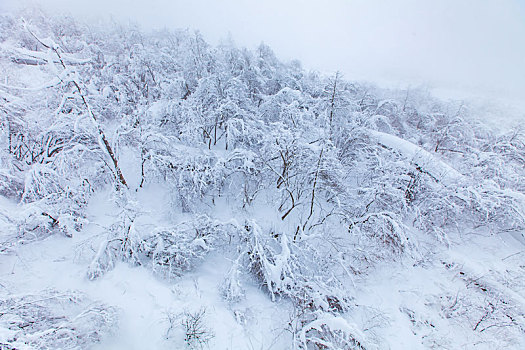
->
[0, 12, 524, 349]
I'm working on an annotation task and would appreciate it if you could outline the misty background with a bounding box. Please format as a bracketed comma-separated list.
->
[2, 0, 525, 116]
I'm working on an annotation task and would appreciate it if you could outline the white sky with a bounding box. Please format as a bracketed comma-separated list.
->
[2, 0, 525, 113]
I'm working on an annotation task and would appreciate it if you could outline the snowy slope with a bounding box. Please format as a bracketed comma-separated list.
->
[1, 12, 524, 350]
[2, 195, 523, 349]
[0, 187, 293, 349]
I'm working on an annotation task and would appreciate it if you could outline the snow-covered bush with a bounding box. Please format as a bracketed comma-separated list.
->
[140, 215, 237, 277]
[294, 312, 370, 350]
[86, 197, 141, 279]
[0, 289, 117, 349]
[220, 255, 246, 303]
[240, 220, 296, 300]
[181, 308, 215, 349]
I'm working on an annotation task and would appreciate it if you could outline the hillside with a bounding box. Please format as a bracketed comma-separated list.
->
[0, 13, 524, 349]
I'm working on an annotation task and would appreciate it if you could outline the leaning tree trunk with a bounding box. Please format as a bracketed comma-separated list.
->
[25, 23, 128, 189]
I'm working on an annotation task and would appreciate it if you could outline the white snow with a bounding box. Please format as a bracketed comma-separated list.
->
[370, 130, 463, 185]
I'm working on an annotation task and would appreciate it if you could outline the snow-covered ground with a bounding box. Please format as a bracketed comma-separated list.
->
[2, 185, 523, 349]
[0, 187, 293, 349]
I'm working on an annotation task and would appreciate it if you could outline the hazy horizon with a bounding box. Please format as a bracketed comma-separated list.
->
[2, 0, 525, 115]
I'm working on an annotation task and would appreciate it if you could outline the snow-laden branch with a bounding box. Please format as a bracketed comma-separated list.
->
[370, 130, 463, 185]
